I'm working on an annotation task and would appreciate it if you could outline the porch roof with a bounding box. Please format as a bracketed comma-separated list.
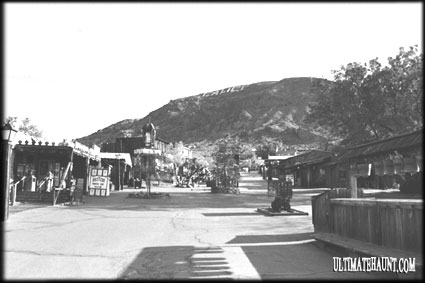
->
[99, 152, 133, 167]
[337, 129, 423, 161]
[278, 150, 334, 169]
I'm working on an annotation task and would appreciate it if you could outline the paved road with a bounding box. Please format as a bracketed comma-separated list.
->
[3, 172, 395, 280]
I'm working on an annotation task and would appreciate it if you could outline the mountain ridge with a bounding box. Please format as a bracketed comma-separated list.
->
[76, 77, 330, 148]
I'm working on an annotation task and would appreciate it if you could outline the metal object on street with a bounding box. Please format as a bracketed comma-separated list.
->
[270, 180, 293, 212]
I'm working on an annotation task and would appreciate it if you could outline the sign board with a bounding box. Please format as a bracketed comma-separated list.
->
[88, 166, 110, 196]
[134, 148, 162, 155]
[72, 141, 101, 161]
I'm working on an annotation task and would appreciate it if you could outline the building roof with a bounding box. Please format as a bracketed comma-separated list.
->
[13, 141, 101, 162]
[99, 152, 133, 167]
[337, 129, 423, 161]
[278, 150, 334, 169]
[266, 155, 293, 161]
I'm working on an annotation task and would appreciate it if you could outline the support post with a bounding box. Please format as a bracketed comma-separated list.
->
[350, 175, 358, 198]
[85, 157, 90, 195]
[11, 184, 16, 206]
[2, 141, 11, 221]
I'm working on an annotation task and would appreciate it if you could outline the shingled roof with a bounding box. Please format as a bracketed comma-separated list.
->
[278, 150, 334, 169]
[337, 129, 423, 161]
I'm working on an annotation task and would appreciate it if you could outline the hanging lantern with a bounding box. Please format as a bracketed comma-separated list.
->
[393, 156, 404, 175]
[373, 160, 384, 176]
[383, 159, 394, 175]
[403, 157, 418, 173]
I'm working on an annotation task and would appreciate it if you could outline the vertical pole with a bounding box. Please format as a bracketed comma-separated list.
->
[350, 175, 358, 198]
[11, 184, 17, 206]
[117, 159, 120, 191]
[2, 141, 11, 221]
[85, 157, 89, 195]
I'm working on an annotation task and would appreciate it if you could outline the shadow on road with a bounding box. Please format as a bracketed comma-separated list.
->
[119, 246, 232, 279]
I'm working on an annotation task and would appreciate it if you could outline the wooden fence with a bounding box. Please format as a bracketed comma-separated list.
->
[311, 188, 363, 233]
[330, 198, 423, 253]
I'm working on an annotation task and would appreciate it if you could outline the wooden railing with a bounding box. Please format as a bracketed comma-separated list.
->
[10, 176, 26, 206]
[311, 188, 364, 233]
[330, 198, 423, 253]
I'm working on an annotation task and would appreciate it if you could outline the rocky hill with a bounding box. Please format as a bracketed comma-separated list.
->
[76, 77, 330, 148]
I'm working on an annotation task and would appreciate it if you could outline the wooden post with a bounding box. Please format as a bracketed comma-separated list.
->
[53, 161, 72, 206]
[2, 141, 11, 221]
[85, 156, 89, 195]
[350, 174, 358, 198]
[11, 183, 17, 206]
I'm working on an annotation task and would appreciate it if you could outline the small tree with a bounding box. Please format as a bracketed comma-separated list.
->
[5, 116, 43, 138]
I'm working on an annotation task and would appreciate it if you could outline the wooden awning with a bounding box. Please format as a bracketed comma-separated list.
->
[337, 129, 423, 162]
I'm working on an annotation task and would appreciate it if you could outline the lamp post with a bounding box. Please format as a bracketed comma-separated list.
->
[115, 153, 121, 191]
[2, 122, 17, 222]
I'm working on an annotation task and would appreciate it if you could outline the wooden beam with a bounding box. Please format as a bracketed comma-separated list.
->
[350, 175, 358, 198]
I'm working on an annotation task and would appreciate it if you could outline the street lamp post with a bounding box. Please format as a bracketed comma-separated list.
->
[2, 122, 17, 222]
[115, 153, 121, 191]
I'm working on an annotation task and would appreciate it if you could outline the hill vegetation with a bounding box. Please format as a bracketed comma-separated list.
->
[76, 77, 330, 153]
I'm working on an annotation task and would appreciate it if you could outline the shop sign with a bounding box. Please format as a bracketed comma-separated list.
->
[89, 168, 109, 189]
[73, 141, 101, 161]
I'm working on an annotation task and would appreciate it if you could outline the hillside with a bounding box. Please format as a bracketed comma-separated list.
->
[76, 77, 330, 148]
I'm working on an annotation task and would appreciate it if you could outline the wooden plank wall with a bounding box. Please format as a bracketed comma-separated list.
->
[330, 199, 423, 253]
[312, 191, 331, 233]
[312, 188, 364, 233]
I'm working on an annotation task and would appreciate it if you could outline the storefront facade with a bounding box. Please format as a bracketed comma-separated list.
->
[12, 140, 101, 194]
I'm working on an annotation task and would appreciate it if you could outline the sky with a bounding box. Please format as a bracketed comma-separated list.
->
[4, 2, 423, 142]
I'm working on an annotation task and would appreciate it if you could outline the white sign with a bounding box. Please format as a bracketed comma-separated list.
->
[89, 176, 108, 189]
[134, 148, 162, 155]
[198, 85, 247, 98]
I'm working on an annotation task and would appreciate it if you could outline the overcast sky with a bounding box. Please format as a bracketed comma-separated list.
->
[4, 2, 423, 142]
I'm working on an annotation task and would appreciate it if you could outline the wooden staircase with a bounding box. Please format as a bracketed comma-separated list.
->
[15, 190, 71, 204]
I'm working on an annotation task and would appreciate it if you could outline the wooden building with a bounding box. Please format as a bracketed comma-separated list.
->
[98, 152, 132, 190]
[100, 123, 173, 185]
[312, 130, 423, 273]
[326, 129, 422, 193]
[275, 150, 334, 188]
[11, 139, 101, 203]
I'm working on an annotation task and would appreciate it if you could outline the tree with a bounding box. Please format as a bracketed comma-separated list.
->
[255, 143, 278, 159]
[4, 117, 43, 138]
[19, 118, 43, 138]
[305, 45, 422, 146]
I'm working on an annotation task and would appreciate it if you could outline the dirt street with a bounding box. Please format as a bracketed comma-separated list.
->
[3, 172, 394, 280]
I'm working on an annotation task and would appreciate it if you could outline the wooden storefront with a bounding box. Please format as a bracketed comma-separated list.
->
[11, 140, 100, 204]
[312, 130, 423, 271]
[276, 150, 334, 188]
